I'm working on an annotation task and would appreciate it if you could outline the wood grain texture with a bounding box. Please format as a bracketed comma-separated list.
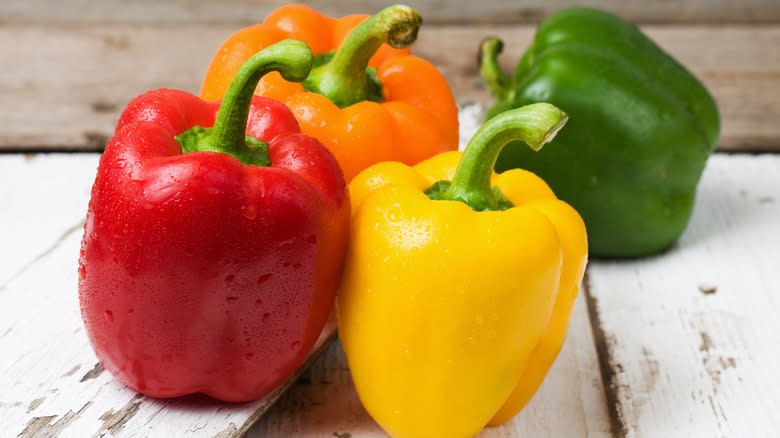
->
[586, 154, 780, 437]
[2, 152, 779, 435]
[2, 0, 779, 24]
[1, 24, 778, 152]
[0, 154, 337, 438]
[0, 151, 610, 437]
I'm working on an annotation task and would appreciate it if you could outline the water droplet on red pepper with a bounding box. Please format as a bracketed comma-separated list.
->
[257, 273, 272, 286]
[104, 310, 113, 322]
[290, 341, 301, 350]
[242, 205, 257, 220]
[226, 296, 239, 303]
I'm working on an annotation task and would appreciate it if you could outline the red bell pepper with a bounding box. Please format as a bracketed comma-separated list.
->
[78, 40, 350, 402]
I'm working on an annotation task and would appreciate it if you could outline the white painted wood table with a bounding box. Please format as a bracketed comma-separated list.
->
[2, 137, 779, 437]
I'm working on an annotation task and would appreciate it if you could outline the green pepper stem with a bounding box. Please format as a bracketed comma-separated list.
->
[442, 103, 568, 211]
[479, 37, 512, 102]
[303, 5, 421, 108]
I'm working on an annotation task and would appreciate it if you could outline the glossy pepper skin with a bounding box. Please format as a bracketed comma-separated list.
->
[480, 7, 720, 257]
[78, 41, 350, 402]
[338, 103, 588, 437]
[201, 4, 458, 181]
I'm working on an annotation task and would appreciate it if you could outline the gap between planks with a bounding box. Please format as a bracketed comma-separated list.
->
[583, 154, 780, 437]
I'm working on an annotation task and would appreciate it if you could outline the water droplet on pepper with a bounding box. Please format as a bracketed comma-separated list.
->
[257, 273, 272, 286]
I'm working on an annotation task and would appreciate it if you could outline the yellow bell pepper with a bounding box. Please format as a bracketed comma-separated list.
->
[337, 103, 588, 438]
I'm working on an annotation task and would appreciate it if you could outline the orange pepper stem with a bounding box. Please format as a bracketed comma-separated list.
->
[434, 103, 568, 211]
[176, 40, 313, 166]
[303, 4, 422, 108]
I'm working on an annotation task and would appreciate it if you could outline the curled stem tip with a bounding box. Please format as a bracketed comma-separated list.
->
[431, 103, 568, 211]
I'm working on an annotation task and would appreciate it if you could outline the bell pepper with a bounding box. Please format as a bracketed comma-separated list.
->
[78, 40, 350, 402]
[200, 4, 458, 181]
[337, 103, 588, 437]
[480, 7, 720, 257]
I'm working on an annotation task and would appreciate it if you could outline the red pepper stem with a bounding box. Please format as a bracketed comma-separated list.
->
[443, 103, 568, 211]
[303, 5, 421, 108]
[211, 39, 313, 154]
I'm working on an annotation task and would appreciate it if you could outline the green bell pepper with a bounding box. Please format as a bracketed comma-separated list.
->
[480, 7, 720, 257]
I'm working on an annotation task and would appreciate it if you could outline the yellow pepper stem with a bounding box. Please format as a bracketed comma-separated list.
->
[438, 103, 568, 211]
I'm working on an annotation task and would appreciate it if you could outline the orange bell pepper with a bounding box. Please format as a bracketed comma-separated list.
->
[201, 4, 459, 181]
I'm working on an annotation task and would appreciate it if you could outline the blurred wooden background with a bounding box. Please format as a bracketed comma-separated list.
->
[1, 0, 779, 151]
[3, 0, 780, 23]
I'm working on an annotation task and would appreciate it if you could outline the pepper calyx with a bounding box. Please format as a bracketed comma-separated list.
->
[425, 103, 568, 211]
[176, 126, 271, 167]
[425, 181, 515, 212]
[302, 4, 421, 108]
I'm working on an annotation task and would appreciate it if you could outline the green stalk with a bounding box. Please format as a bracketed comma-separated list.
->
[176, 39, 313, 166]
[479, 37, 512, 102]
[302, 5, 421, 108]
[426, 103, 568, 211]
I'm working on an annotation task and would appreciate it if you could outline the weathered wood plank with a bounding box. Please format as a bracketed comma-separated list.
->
[1, 24, 778, 152]
[586, 154, 780, 437]
[0, 24, 228, 151]
[0, 154, 94, 287]
[1, 0, 779, 25]
[0, 154, 337, 438]
[246, 295, 613, 437]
